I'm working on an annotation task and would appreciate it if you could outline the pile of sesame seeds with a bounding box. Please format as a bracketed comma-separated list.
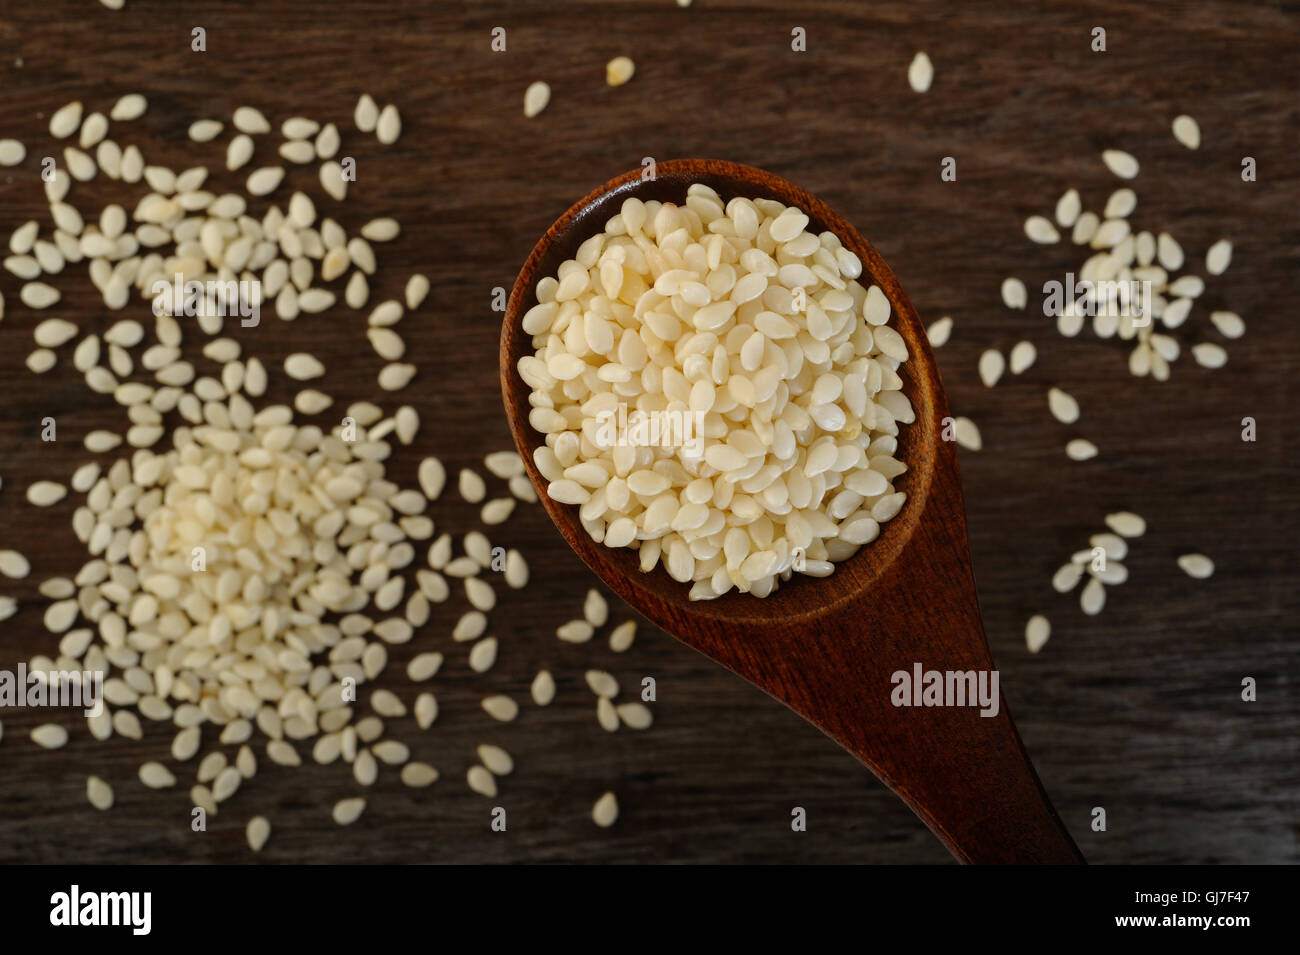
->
[1, 92, 645, 853]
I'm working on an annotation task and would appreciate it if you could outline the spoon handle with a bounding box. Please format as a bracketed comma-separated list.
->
[689, 459, 1084, 863]
[811, 477, 1084, 863]
[823, 609, 1087, 864]
[762, 595, 1085, 862]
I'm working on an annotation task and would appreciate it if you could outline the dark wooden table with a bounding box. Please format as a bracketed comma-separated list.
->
[0, 0, 1295, 864]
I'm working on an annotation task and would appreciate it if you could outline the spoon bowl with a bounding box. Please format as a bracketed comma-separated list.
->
[501, 159, 1082, 864]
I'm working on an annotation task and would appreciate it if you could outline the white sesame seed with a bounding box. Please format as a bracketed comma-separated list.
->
[1055, 189, 1081, 228]
[1104, 511, 1146, 538]
[926, 316, 953, 347]
[1065, 438, 1098, 461]
[953, 416, 982, 451]
[367, 327, 405, 361]
[50, 101, 83, 139]
[360, 218, 400, 242]
[282, 116, 320, 140]
[530, 669, 556, 706]
[21, 282, 61, 309]
[188, 119, 223, 143]
[1008, 340, 1036, 374]
[31, 723, 69, 749]
[592, 791, 619, 827]
[378, 363, 416, 391]
[86, 775, 114, 810]
[1001, 277, 1027, 309]
[332, 797, 366, 825]
[1191, 342, 1227, 368]
[405, 274, 430, 309]
[352, 749, 378, 785]
[467, 765, 497, 797]
[1025, 615, 1051, 653]
[557, 619, 594, 643]
[1052, 563, 1084, 593]
[246, 166, 285, 196]
[1024, 216, 1060, 244]
[1104, 188, 1137, 219]
[606, 56, 636, 87]
[138, 761, 176, 788]
[524, 81, 551, 118]
[1177, 553, 1215, 579]
[415, 692, 438, 729]
[1080, 577, 1106, 615]
[294, 389, 333, 415]
[27, 480, 67, 507]
[481, 694, 518, 722]
[376, 105, 402, 144]
[1209, 310, 1244, 339]
[226, 135, 254, 171]
[246, 816, 271, 851]
[355, 94, 379, 132]
[583, 589, 609, 627]
[110, 93, 147, 122]
[1101, 149, 1139, 179]
[198, 752, 228, 783]
[585, 669, 619, 698]
[280, 140, 315, 164]
[372, 740, 410, 765]
[212, 766, 242, 801]
[401, 762, 439, 787]
[1072, 212, 1100, 245]
[609, 620, 636, 653]
[232, 105, 270, 134]
[1171, 114, 1201, 149]
[171, 725, 201, 761]
[267, 740, 301, 766]
[617, 702, 653, 729]
[1046, 387, 1080, 425]
[475, 744, 513, 776]
[0, 139, 27, 166]
[597, 696, 620, 732]
[458, 468, 486, 503]
[480, 498, 515, 525]
[1205, 239, 1232, 276]
[284, 352, 325, 380]
[368, 300, 404, 327]
[907, 52, 933, 93]
[468, 636, 498, 672]
[978, 349, 1005, 388]
[315, 123, 340, 159]
[503, 549, 529, 589]
[26, 349, 56, 374]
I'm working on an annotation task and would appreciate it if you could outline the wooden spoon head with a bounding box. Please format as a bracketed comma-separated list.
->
[500, 159, 948, 637]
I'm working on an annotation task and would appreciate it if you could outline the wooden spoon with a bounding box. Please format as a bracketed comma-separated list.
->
[499, 159, 1083, 864]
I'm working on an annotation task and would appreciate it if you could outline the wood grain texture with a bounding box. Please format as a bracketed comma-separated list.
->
[0, 0, 1295, 864]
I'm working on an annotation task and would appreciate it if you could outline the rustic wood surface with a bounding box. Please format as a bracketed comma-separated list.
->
[0, 0, 1295, 864]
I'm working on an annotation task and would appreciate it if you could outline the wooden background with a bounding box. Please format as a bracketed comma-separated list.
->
[0, 0, 1295, 864]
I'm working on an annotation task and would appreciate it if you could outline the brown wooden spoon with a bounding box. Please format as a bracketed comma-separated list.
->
[499, 159, 1083, 864]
